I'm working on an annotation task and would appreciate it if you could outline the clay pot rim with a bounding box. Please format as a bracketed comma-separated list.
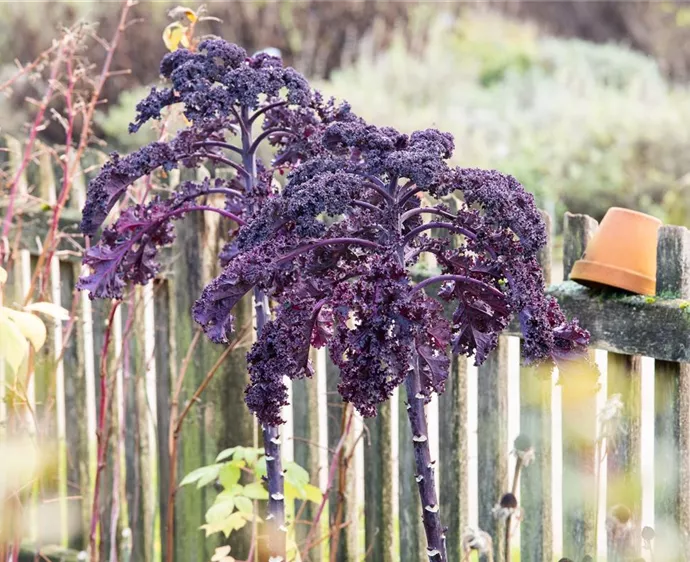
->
[604, 206, 663, 224]
[570, 259, 656, 295]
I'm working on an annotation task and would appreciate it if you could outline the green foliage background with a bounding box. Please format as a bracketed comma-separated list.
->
[2, 3, 689, 227]
[316, 10, 690, 227]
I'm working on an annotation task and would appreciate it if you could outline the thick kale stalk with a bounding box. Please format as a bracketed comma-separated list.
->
[405, 360, 446, 561]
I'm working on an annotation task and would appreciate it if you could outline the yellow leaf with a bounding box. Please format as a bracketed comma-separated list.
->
[3, 308, 47, 351]
[168, 6, 198, 23]
[0, 313, 29, 373]
[163, 22, 191, 52]
[0, 267, 7, 285]
[24, 302, 70, 321]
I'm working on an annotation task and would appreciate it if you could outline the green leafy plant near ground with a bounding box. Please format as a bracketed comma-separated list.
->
[181, 447, 321, 556]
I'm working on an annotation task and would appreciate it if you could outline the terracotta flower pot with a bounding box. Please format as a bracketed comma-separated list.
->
[569, 207, 662, 295]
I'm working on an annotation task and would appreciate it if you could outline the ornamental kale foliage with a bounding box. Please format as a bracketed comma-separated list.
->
[193, 120, 591, 426]
[79, 37, 589, 429]
[78, 38, 354, 299]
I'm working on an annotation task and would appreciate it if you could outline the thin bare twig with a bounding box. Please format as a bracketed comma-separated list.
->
[88, 300, 120, 560]
[165, 324, 250, 562]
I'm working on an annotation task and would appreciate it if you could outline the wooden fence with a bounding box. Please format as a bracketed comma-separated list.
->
[3, 154, 690, 562]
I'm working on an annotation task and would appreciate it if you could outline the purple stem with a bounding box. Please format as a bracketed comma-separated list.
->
[204, 187, 245, 200]
[249, 128, 296, 155]
[412, 274, 506, 299]
[352, 199, 382, 213]
[276, 237, 384, 265]
[249, 100, 288, 125]
[398, 184, 424, 206]
[190, 152, 249, 178]
[241, 106, 286, 560]
[363, 180, 395, 204]
[400, 206, 456, 224]
[403, 221, 477, 245]
[180, 205, 245, 224]
[193, 140, 243, 155]
[405, 360, 447, 562]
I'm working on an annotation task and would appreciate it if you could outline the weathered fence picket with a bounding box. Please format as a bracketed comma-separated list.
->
[477, 338, 509, 562]
[399, 385, 425, 562]
[326, 355, 358, 562]
[654, 226, 690, 560]
[438, 354, 469, 561]
[560, 213, 599, 560]
[520, 211, 553, 562]
[606, 352, 642, 560]
[363, 403, 394, 562]
[292, 353, 321, 562]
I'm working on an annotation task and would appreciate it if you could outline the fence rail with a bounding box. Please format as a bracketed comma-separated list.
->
[3, 152, 690, 562]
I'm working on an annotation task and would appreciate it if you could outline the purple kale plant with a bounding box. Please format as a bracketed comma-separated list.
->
[78, 38, 356, 560]
[193, 120, 591, 561]
[79, 36, 591, 562]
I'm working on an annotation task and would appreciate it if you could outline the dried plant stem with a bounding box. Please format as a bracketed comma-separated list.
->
[301, 405, 355, 557]
[165, 327, 248, 562]
[26, 0, 134, 302]
[88, 301, 120, 561]
[0, 42, 65, 259]
[329, 404, 354, 561]
[505, 458, 524, 562]
[405, 361, 446, 562]
[0, 43, 60, 93]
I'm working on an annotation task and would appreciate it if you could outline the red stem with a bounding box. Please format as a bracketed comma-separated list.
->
[89, 301, 121, 560]
[38, 47, 77, 296]
[0, 43, 65, 259]
[23, 0, 133, 301]
[301, 407, 355, 554]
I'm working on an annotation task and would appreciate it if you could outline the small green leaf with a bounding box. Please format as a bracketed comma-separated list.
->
[255, 456, 267, 478]
[234, 496, 253, 514]
[215, 447, 238, 462]
[303, 483, 323, 504]
[219, 463, 241, 489]
[242, 481, 268, 500]
[284, 462, 309, 488]
[205, 498, 235, 525]
[284, 481, 303, 501]
[179, 464, 222, 487]
[234, 446, 259, 466]
[201, 512, 249, 538]
[216, 485, 243, 501]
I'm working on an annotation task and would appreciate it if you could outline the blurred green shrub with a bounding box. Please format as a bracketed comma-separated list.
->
[96, 86, 159, 151]
[317, 10, 690, 226]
